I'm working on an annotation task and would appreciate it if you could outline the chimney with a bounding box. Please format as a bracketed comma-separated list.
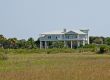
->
[63, 28, 66, 33]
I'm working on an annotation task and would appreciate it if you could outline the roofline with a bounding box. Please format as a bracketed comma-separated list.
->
[40, 29, 88, 35]
[41, 33, 86, 35]
[41, 33, 64, 35]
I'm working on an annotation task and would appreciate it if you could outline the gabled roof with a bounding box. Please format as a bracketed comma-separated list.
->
[72, 30, 86, 34]
[66, 31, 77, 34]
[41, 29, 86, 35]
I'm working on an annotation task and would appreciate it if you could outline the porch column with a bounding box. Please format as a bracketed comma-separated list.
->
[77, 41, 80, 47]
[40, 41, 43, 49]
[64, 41, 66, 47]
[71, 41, 73, 49]
[45, 41, 47, 49]
[87, 34, 90, 44]
[83, 40, 85, 46]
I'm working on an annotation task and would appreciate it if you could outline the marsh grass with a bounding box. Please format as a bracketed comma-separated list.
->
[0, 49, 8, 60]
[0, 53, 110, 80]
[0, 48, 99, 55]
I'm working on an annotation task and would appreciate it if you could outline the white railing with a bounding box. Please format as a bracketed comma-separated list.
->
[40, 36, 86, 41]
[58, 38, 85, 41]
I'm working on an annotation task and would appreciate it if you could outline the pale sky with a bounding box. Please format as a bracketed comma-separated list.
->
[0, 0, 110, 40]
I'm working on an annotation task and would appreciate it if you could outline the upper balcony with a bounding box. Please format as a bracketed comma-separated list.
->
[57, 37, 86, 41]
[40, 36, 86, 41]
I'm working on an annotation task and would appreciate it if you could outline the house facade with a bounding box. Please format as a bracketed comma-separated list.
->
[39, 29, 89, 49]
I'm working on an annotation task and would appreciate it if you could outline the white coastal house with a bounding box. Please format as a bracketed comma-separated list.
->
[39, 29, 89, 49]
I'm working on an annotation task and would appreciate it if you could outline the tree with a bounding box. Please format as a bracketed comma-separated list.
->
[17, 39, 27, 48]
[90, 36, 104, 44]
[7, 38, 18, 48]
[0, 35, 7, 48]
[35, 39, 40, 48]
[89, 36, 96, 44]
[26, 37, 36, 49]
[93, 37, 103, 44]
[105, 37, 110, 45]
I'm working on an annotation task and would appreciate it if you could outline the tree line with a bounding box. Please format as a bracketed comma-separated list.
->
[89, 36, 110, 45]
[0, 34, 110, 49]
[0, 35, 39, 49]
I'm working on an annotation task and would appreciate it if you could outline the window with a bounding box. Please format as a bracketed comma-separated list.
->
[65, 35, 69, 39]
[75, 35, 77, 38]
[48, 36, 51, 39]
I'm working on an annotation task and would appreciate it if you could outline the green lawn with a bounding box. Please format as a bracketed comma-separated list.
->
[0, 53, 110, 80]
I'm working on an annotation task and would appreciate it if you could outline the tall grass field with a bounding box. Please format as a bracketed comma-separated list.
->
[0, 49, 110, 80]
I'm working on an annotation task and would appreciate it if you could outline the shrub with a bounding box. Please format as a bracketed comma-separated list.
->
[98, 45, 110, 54]
[51, 41, 64, 48]
[83, 44, 97, 48]
[81, 44, 98, 53]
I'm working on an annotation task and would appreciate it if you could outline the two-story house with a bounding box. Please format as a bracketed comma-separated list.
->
[39, 29, 89, 49]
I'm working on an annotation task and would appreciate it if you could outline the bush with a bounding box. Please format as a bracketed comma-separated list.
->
[51, 41, 64, 48]
[83, 44, 97, 48]
[98, 45, 110, 54]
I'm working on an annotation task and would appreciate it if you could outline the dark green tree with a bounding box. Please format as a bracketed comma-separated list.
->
[17, 39, 27, 48]
[26, 37, 36, 49]
[105, 37, 110, 45]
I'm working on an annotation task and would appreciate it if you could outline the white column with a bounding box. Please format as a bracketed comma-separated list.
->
[83, 40, 85, 46]
[40, 41, 43, 49]
[64, 41, 66, 47]
[86, 34, 89, 44]
[86, 30, 90, 44]
[77, 34, 80, 47]
[77, 41, 80, 47]
[45, 41, 47, 49]
[71, 41, 73, 49]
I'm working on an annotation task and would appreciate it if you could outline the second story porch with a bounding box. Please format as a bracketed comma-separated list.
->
[39, 34, 87, 41]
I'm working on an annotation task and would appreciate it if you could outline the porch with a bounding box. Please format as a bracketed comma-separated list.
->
[40, 40, 86, 49]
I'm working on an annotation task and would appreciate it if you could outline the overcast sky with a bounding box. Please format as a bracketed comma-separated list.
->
[0, 0, 110, 40]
